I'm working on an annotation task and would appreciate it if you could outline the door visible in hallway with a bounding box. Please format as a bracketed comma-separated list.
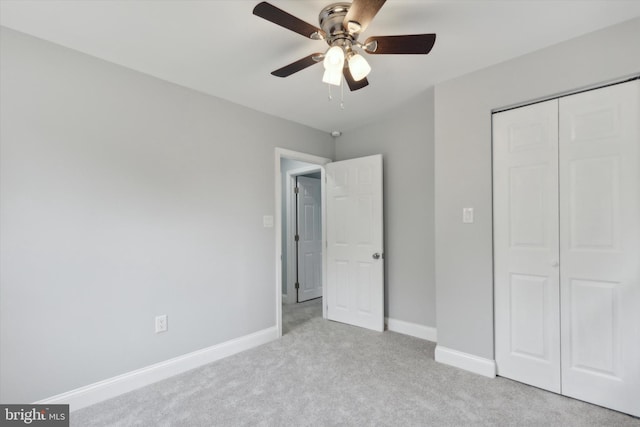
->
[297, 175, 322, 302]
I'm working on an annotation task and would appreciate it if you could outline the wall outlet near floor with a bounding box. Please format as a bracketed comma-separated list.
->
[155, 315, 168, 333]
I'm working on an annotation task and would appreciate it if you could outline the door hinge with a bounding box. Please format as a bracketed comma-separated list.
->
[295, 234, 299, 242]
[295, 282, 300, 289]
[294, 186, 299, 194]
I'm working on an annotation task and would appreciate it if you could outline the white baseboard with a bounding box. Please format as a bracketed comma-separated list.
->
[385, 317, 437, 342]
[434, 345, 496, 378]
[36, 326, 279, 412]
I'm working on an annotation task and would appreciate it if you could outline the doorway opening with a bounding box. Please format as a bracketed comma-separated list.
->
[275, 149, 330, 338]
[274, 149, 385, 337]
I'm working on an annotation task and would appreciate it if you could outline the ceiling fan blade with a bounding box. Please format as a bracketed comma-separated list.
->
[271, 54, 323, 78]
[343, 67, 369, 91]
[365, 34, 436, 54]
[343, 0, 386, 34]
[253, 2, 325, 39]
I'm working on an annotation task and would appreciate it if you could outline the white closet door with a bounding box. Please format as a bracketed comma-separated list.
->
[493, 99, 561, 393]
[559, 80, 640, 417]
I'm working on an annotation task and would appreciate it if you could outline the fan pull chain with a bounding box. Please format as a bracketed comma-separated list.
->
[340, 76, 345, 110]
[325, 79, 345, 109]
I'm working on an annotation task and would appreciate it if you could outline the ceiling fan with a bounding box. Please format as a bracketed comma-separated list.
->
[253, 0, 436, 91]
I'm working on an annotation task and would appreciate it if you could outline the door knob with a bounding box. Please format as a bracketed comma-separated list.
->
[372, 253, 381, 260]
[551, 260, 559, 267]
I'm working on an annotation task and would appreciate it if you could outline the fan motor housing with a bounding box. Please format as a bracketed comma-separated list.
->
[319, 2, 358, 46]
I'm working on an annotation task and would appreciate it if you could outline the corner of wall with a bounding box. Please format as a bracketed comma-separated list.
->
[434, 345, 496, 378]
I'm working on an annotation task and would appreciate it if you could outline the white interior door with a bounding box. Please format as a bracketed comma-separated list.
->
[493, 99, 562, 392]
[558, 80, 640, 417]
[326, 154, 384, 332]
[297, 176, 322, 302]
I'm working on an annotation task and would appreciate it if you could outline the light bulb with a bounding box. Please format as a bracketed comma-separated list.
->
[348, 53, 371, 81]
[323, 46, 345, 71]
[322, 68, 342, 86]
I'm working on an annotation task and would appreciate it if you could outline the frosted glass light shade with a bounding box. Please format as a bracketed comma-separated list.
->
[322, 68, 342, 86]
[348, 53, 371, 81]
[323, 46, 345, 71]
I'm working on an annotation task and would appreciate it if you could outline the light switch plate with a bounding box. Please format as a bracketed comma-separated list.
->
[263, 215, 274, 228]
[463, 208, 474, 224]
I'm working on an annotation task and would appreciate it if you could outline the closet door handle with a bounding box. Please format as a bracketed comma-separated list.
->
[551, 260, 559, 268]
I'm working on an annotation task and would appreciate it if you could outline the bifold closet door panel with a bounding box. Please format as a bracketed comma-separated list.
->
[559, 80, 640, 417]
[493, 99, 561, 393]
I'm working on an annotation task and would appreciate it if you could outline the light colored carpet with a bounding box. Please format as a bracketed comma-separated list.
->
[72, 299, 640, 426]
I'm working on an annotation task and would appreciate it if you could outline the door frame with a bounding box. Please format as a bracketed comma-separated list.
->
[285, 165, 323, 305]
[275, 148, 331, 338]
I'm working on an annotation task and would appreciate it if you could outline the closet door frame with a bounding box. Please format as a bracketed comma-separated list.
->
[493, 78, 640, 418]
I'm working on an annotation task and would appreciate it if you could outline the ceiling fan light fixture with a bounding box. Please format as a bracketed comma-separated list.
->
[322, 68, 342, 86]
[253, 1, 437, 93]
[348, 53, 371, 81]
[323, 45, 345, 71]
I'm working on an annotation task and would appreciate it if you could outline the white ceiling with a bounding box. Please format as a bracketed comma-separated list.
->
[2, 0, 640, 133]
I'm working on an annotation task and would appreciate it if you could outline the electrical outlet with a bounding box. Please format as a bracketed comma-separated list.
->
[155, 315, 168, 333]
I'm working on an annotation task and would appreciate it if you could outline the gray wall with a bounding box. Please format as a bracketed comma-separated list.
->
[434, 18, 640, 359]
[336, 89, 436, 327]
[0, 28, 334, 403]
